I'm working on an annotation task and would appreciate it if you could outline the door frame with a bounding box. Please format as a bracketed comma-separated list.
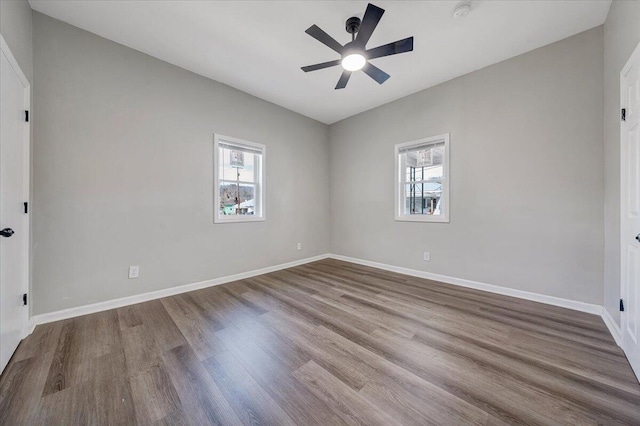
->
[0, 34, 31, 339]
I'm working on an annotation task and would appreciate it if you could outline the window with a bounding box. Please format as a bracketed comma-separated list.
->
[214, 134, 265, 223]
[395, 134, 449, 222]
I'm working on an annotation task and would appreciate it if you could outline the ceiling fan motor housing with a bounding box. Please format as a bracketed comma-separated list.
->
[342, 42, 364, 60]
[345, 17, 361, 35]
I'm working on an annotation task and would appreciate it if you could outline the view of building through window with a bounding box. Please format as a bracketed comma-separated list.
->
[396, 134, 449, 222]
[403, 143, 444, 216]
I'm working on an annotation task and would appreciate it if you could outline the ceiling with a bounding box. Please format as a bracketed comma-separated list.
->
[29, 1, 611, 124]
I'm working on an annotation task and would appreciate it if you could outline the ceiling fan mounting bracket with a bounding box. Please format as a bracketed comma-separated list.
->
[345, 17, 361, 35]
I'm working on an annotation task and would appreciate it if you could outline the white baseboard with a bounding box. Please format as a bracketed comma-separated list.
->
[30, 254, 330, 327]
[28, 252, 621, 349]
[328, 254, 604, 316]
[27, 318, 36, 335]
[602, 308, 622, 346]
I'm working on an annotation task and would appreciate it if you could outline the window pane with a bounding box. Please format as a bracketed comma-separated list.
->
[403, 182, 442, 215]
[219, 147, 258, 183]
[396, 135, 448, 222]
[219, 182, 256, 216]
[215, 136, 266, 223]
[401, 143, 445, 216]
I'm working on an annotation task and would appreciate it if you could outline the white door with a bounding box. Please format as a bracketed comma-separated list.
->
[0, 38, 30, 374]
[621, 42, 640, 381]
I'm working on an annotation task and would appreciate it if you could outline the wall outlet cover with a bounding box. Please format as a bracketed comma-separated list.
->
[128, 266, 140, 279]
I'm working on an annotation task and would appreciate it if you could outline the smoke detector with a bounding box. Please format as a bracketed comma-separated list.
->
[452, 1, 472, 19]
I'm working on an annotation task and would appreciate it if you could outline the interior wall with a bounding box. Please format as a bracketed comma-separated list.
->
[603, 0, 640, 327]
[32, 12, 330, 315]
[31, 8, 610, 315]
[0, 0, 32, 81]
[329, 27, 605, 305]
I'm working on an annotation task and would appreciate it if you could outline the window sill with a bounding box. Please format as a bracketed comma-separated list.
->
[214, 216, 266, 224]
[395, 215, 449, 223]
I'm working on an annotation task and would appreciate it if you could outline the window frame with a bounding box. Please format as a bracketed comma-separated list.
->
[214, 134, 266, 224]
[394, 133, 450, 223]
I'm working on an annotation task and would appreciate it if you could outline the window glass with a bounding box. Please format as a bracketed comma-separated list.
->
[396, 135, 449, 222]
[214, 136, 265, 223]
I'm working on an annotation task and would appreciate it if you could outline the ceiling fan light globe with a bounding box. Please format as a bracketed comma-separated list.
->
[341, 53, 366, 71]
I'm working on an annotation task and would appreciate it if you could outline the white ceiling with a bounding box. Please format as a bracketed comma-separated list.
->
[30, 1, 611, 124]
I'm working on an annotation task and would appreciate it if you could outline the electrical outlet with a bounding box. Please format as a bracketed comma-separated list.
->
[128, 266, 140, 279]
[297, 242, 302, 251]
[423, 252, 430, 261]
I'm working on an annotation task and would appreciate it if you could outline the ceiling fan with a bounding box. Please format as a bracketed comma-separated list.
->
[301, 3, 414, 90]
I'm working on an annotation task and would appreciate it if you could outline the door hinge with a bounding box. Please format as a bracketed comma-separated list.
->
[24, 110, 29, 122]
[622, 108, 626, 121]
[620, 298, 625, 312]
[23, 293, 27, 306]
[23, 202, 28, 214]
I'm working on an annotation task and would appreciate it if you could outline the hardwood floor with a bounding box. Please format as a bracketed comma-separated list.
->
[1, 259, 639, 425]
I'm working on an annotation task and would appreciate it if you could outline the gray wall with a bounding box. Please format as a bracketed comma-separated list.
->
[0, 0, 32, 82]
[603, 0, 640, 326]
[32, 12, 330, 315]
[32, 10, 609, 314]
[329, 27, 604, 305]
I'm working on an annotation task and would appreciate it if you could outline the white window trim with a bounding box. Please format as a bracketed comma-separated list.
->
[394, 133, 450, 223]
[214, 134, 266, 223]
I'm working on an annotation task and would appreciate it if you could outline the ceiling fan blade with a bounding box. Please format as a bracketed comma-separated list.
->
[305, 25, 344, 54]
[301, 59, 341, 72]
[366, 37, 413, 60]
[335, 71, 352, 89]
[362, 62, 390, 85]
[355, 3, 385, 48]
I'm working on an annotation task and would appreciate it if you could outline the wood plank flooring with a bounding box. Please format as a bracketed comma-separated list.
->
[1, 259, 639, 425]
